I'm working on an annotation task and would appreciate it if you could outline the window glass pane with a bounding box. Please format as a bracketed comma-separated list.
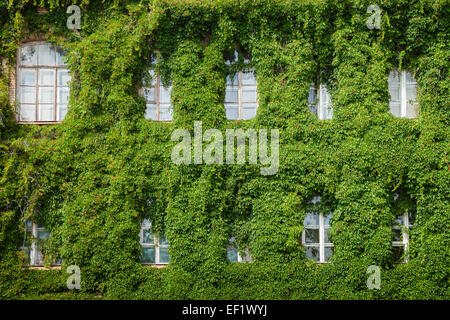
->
[305, 228, 319, 244]
[58, 70, 71, 87]
[142, 229, 153, 244]
[388, 85, 401, 101]
[20, 104, 36, 121]
[406, 100, 418, 119]
[38, 104, 54, 121]
[20, 45, 37, 66]
[58, 105, 68, 121]
[388, 70, 400, 86]
[225, 89, 238, 102]
[394, 215, 404, 225]
[393, 228, 403, 242]
[324, 212, 332, 225]
[20, 69, 36, 85]
[227, 247, 238, 262]
[58, 87, 69, 104]
[39, 87, 55, 104]
[393, 246, 404, 262]
[305, 246, 320, 262]
[56, 47, 67, 66]
[38, 43, 55, 66]
[242, 71, 256, 85]
[37, 230, 50, 240]
[143, 87, 155, 102]
[159, 236, 169, 246]
[405, 71, 416, 84]
[389, 102, 401, 117]
[20, 87, 36, 103]
[325, 247, 333, 262]
[141, 247, 155, 263]
[39, 69, 55, 86]
[241, 105, 257, 120]
[242, 88, 257, 103]
[304, 212, 319, 226]
[308, 84, 317, 104]
[226, 74, 238, 85]
[160, 86, 171, 103]
[145, 104, 157, 120]
[159, 247, 170, 263]
[225, 104, 239, 120]
[159, 104, 173, 121]
[324, 228, 331, 243]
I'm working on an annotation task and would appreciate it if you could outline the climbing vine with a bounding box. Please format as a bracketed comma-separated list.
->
[0, 0, 448, 299]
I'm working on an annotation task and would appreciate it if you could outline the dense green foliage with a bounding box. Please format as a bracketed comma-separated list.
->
[0, 0, 448, 299]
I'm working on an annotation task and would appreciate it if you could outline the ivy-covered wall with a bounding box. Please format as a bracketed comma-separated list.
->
[0, 0, 448, 299]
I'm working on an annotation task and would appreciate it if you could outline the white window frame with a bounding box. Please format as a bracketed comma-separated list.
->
[16, 41, 70, 123]
[388, 70, 418, 118]
[141, 70, 173, 121]
[392, 210, 414, 263]
[140, 219, 170, 265]
[302, 196, 333, 263]
[308, 83, 333, 120]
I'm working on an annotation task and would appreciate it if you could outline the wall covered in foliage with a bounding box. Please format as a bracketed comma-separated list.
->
[0, 0, 448, 299]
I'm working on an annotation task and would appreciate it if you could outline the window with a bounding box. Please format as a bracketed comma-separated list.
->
[302, 196, 333, 263]
[308, 83, 333, 120]
[392, 209, 415, 263]
[226, 237, 252, 262]
[224, 51, 258, 120]
[21, 220, 53, 266]
[17, 42, 70, 122]
[141, 69, 173, 121]
[140, 219, 170, 264]
[388, 70, 418, 118]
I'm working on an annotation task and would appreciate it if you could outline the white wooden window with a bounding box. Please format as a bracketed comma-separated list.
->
[21, 221, 52, 266]
[141, 69, 173, 121]
[392, 210, 415, 263]
[17, 42, 70, 122]
[388, 70, 418, 118]
[308, 83, 333, 120]
[224, 51, 258, 120]
[226, 236, 252, 262]
[302, 196, 333, 263]
[140, 219, 170, 264]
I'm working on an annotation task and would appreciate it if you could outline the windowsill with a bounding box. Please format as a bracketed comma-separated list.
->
[142, 263, 169, 268]
[18, 121, 62, 125]
[23, 265, 62, 270]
